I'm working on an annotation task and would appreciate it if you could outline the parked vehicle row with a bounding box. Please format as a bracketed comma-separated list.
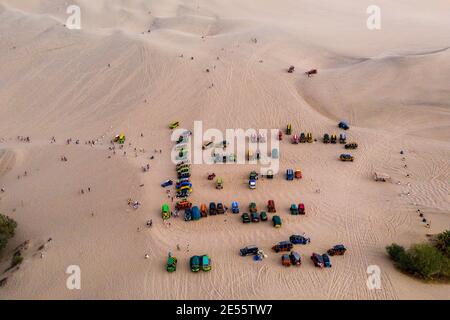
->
[165, 254, 212, 272]
[282, 252, 302, 266]
[190, 255, 212, 272]
[241, 211, 268, 223]
[169, 200, 307, 222]
[239, 238, 347, 268]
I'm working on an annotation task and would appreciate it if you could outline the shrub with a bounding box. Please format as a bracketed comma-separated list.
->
[0, 214, 17, 253]
[435, 230, 450, 258]
[386, 241, 450, 281]
[11, 254, 23, 268]
[386, 243, 406, 261]
[406, 244, 447, 280]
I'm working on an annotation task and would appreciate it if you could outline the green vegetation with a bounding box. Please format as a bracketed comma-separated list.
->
[435, 230, 450, 258]
[0, 214, 17, 254]
[386, 230, 450, 281]
[11, 254, 23, 268]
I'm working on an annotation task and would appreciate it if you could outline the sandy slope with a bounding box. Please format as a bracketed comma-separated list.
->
[0, 0, 449, 299]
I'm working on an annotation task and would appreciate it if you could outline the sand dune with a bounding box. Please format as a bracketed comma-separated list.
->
[0, 0, 449, 299]
[299, 48, 450, 130]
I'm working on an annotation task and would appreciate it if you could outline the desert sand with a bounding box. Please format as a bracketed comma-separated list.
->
[0, 0, 449, 299]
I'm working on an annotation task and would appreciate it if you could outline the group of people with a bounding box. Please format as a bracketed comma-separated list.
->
[17, 171, 28, 179]
[400, 150, 431, 229]
[14, 132, 170, 260]
[80, 187, 91, 194]
[17, 136, 31, 142]
[417, 209, 431, 228]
